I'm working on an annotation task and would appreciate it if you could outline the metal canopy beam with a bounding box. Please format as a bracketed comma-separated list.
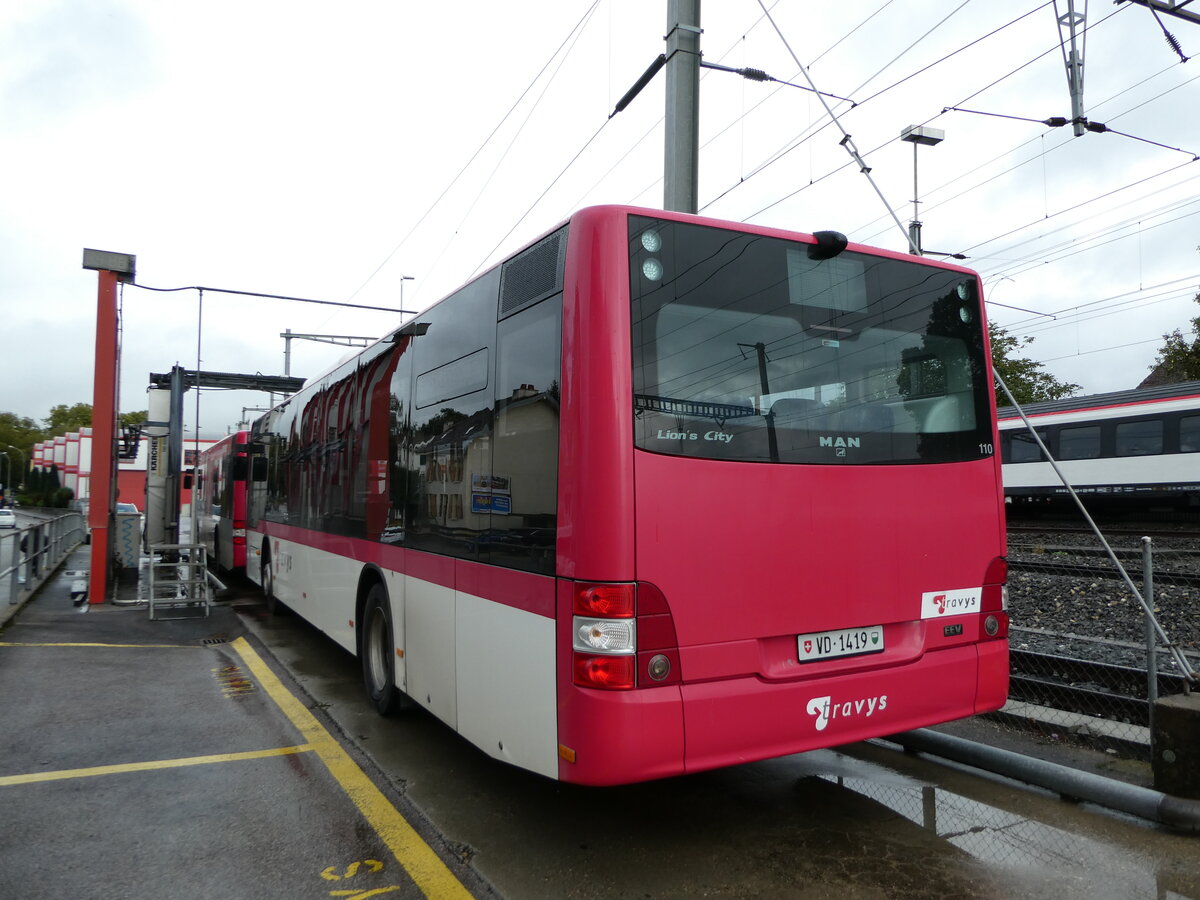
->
[145, 366, 305, 549]
[148, 370, 306, 394]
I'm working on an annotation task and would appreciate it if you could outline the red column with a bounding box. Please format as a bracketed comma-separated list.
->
[88, 269, 120, 604]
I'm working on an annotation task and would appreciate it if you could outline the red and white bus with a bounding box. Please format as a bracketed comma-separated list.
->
[245, 205, 1009, 785]
[195, 430, 251, 575]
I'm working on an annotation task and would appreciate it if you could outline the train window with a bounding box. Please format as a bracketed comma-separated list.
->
[1005, 429, 1046, 463]
[1058, 425, 1101, 460]
[1115, 420, 1162, 456]
[1182, 416, 1200, 453]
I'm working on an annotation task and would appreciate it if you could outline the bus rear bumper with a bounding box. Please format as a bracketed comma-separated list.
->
[680, 643, 1004, 777]
[557, 642, 1008, 785]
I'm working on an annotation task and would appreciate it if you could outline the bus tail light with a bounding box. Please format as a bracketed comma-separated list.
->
[570, 581, 681, 690]
[575, 618, 635, 653]
[572, 582, 636, 690]
[233, 524, 247, 546]
[981, 557, 1009, 639]
[573, 653, 635, 690]
[574, 583, 634, 618]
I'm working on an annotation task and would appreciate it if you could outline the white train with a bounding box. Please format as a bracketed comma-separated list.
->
[998, 380, 1200, 511]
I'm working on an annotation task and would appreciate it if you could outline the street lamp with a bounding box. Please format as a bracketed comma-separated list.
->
[900, 125, 944, 256]
[3, 443, 26, 488]
[400, 275, 414, 310]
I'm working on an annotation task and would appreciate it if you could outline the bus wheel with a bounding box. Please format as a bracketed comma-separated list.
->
[262, 553, 279, 615]
[362, 583, 405, 715]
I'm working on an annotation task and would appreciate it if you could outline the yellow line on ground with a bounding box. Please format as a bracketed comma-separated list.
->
[0, 642, 203, 649]
[230, 636, 471, 900]
[0, 745, 314, 787]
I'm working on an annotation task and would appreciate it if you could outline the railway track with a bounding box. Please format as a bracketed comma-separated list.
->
[1008, 648, 1192, 728]
[1007, 524, 1200, 541]
[1008, 559, 1200, 589]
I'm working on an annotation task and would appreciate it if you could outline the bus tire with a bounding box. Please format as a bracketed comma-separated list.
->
[262, 551, 280, 615]
[362, 582, 405, 716]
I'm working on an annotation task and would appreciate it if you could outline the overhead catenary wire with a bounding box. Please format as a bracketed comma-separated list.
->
[702, 2, 1059, 217]
[753, 0, 915, 251]
[424, 0, 603, 288]
[341, 0, 603, 307]
[850, 58, 1195, 245]
[129, 283, 411, 315]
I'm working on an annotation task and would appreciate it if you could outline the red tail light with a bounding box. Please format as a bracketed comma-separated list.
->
[571, 581, 682, 690]
[574, 583, 635, 617]
[573, 653, 635, 690]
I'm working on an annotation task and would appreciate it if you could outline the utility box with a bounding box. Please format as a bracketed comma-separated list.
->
[1152, 692, 1200, 799]
[114, 511, 141, 567]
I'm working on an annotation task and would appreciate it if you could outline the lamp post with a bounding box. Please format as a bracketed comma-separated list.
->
[900, 125, 945, 256]
[400, 275, 414, 310]
[1, 452, 9, 493]
[3, 443, 26, 489]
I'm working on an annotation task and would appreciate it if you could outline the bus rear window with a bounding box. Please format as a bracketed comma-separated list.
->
[629, 216, 993, 465]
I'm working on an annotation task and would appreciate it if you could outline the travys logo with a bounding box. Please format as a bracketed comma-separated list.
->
[920, 587, 981, 620]
[805, 694, 888, 731]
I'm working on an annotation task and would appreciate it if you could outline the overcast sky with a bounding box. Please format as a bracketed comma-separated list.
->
[2, 0, 1198, 438]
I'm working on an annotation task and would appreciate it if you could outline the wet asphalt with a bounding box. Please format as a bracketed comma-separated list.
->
[0, 548, 485, 900]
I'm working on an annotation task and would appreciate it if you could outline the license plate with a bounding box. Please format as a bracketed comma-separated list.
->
[797, 625, 884, 662]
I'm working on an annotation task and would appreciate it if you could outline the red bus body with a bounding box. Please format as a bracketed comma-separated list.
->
[246, 206, 1008, 785]
[195, 431, 249, 574]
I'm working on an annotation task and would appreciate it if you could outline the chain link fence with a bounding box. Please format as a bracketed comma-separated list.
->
[1004, 525, 1200, 757]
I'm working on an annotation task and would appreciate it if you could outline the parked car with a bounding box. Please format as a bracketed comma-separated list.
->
[0, 508, 16, 528]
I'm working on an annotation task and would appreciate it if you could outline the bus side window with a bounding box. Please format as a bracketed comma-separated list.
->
[489, 295, 562, 574]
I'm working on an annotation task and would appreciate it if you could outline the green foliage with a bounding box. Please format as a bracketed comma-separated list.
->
[44, 402, 94, 434]
[1147, 295, 1200, 384]
[0, 412, 39, 490]
[989, 322, 1081, 407]
[19, 463, 64, 507]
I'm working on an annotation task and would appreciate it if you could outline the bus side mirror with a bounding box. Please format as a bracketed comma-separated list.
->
[251, 457, 268, 483]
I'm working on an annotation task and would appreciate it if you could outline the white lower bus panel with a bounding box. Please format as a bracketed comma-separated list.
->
[454, 590, 558, 779]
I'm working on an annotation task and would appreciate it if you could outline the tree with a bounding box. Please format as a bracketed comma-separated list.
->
[0, 412, 42, 488]
[0, 411, 43, 452]
[1145, 294, 1200, 385]
[43, 403, 148, 434]
[989, 322, 1081, 407]
[44, 402, 94, 434]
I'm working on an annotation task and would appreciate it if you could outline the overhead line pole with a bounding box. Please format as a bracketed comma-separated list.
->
[664, 0, 701, 214]
[1057, 0, 1089, 137]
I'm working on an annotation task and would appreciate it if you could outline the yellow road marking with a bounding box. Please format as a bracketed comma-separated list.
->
[0, 641, 203, 649]
[230, 637, 471, 900]
[0, 745, 314, 787]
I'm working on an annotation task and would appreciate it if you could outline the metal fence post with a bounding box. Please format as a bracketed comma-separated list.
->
[7, 532, 18, 604]
[1143, 536, 1158, 732]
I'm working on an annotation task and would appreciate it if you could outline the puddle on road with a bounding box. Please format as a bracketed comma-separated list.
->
[814, 749, 1198, 900]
